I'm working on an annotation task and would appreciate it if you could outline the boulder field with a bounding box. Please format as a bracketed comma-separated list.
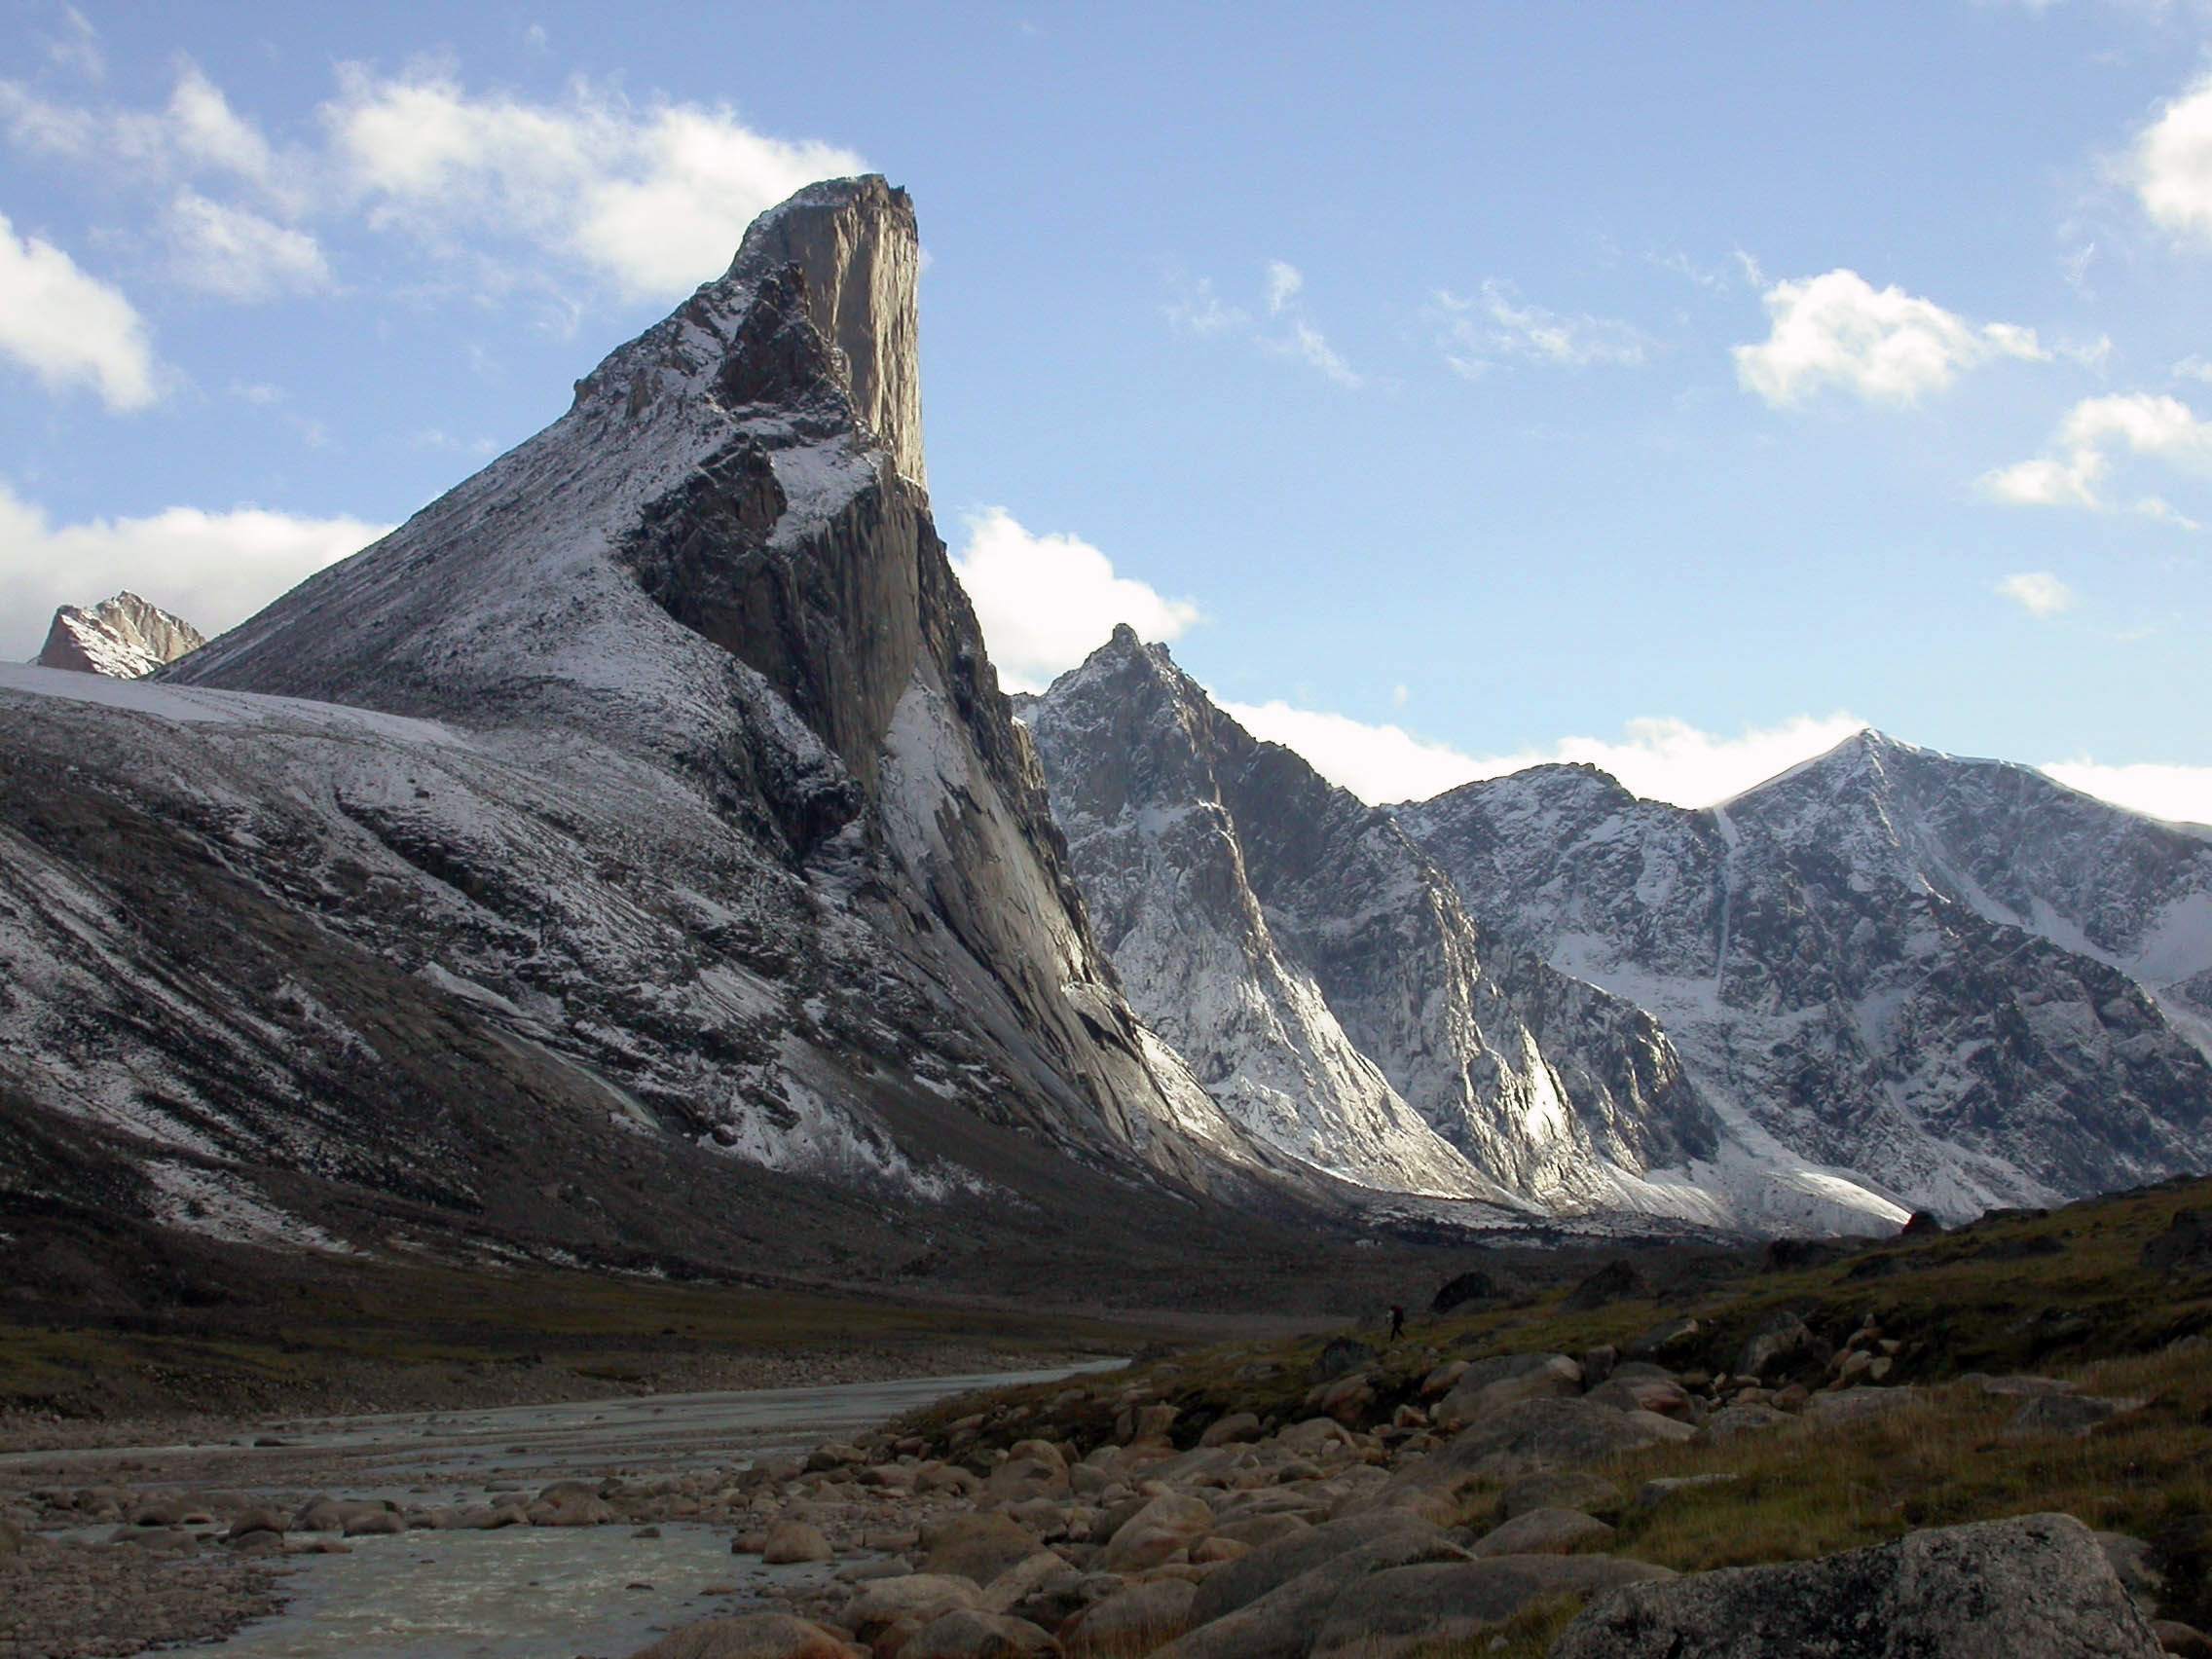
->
[9, 1314, 2202, 1658]
[608, 1323, 2194, 1659]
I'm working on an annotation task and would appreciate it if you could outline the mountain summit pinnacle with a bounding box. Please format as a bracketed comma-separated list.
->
[721, 175, 925, 488]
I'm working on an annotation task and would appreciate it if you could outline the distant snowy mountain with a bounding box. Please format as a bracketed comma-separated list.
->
[34, 592, 203, 679]
[1022, 630, 1913, 1235]
[1397, 733, 2212, 1221]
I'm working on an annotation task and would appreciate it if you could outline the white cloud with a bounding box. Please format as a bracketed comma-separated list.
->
[0, 483, 387, 660]
[0, 212, 157, 410]
[949, 508, 1201, 694]
[2041, 758, 2212, 827]
[166, 191, 330, 301]
[2134, 71, 2212, 245]
[1997, 571, 2078, 615]
[1217, 701, 1871, 809]
[1733, 269, 2046, 407]
[1436, 280, 1652, 375]
[1982, 390, 2212, 512]
[0, 63, 287, 198]
[1166, 262, 1359, 387]
[2, 63, 861, 307]
[322, 69, 865, 301]
[1217, 702, 1491, 805]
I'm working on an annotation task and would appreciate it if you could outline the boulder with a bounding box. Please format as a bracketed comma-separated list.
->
[227, 1506, 289, 1539]
[1801, 1387, 1918, 1431]
[2142, 1210, 2212, 1276]
[923, 1513, 1053, 1584]
[2005, 1394, 2147, 1438]
[1550, 1512, 2162, 1659]
[1701, 1403, 1792, 1441]
[986, 1455, 1072, 1505]
[1309, 1338, 1376, 1385]
[1100, 1493, 1215, 1573]
[2154, 1621, 2212, 1658]
[1302, 1374, 1375, 1426]
[1974, 1375, 2076, 1398]
[628, 1614, 859, 1659]
[1734, 1311, 1815, 1380]
[1432, 1354, 1582, 1431]
[903, 1609, 1059, 1659]
[1426, 1397, 1691, 1484]
[1152, 1532, 1469, 1659]
[842, 1576, 985, 1640]
[1209, 1515, 1311, 1550]
[1430, 1270, 1499, 1314]
[1200, 1414, 1262, 1449]
[1497, 1472, 1624, 1522]
[1060, 1579, 1198, 1655]
[1584, 1374, 1693, 1419]
[1625, 1316, 1701, 1363]
[1467, 1508, 1612, 1557]
[762, 1521, 835, 1565]
[1309, 1556, 1671, 1659]
[129, 1496, 214, 1528]
[982, 1553, 1082, 1616]
[1419, 1360, 1472, 1401]
[1273, 1419, 1354, 1459]
[1188, 1512, 1444, 1628]
[1564, 1260, 1647, 1310]
[1633, 1475, 1738, 1512]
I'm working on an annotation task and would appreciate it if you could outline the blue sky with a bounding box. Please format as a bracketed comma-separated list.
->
[4, 2, 2212, 816]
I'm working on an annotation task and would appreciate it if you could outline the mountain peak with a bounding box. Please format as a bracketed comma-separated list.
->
[35, 591, 204, 679]
[719, 173, 924, 488]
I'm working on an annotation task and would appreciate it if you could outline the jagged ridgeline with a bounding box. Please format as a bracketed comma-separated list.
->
[5, 175, 2208, 1274]
[1023, 638, 2212, 1235]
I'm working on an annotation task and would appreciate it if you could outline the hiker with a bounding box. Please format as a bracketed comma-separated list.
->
[1388, 1303, 1406, 1343]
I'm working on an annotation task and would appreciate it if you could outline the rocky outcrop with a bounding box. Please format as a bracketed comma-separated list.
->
[1398, 733, 2212, 1221]
[1022, 630, 1724, 1218]
[1550, 1512, 2163, 1658]
[33, 592, 203, 678]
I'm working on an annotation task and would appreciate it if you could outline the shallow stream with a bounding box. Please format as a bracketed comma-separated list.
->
[123, 1362, 1116, 1658]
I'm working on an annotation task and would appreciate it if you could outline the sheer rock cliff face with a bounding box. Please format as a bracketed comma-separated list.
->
[34, 592, 204, 679]
[1022, 630, 1722, 1216]
[0, 175, 1279, 1270]
[1397, 733, 2212, 1220]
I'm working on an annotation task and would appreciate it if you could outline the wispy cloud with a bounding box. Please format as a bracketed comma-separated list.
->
[1996, 571, 2078, 615]
[1166, 260, 1360, 387]
[1434, 279, 1653, 376]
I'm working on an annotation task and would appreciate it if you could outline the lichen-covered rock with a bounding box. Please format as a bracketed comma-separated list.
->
[629, 1613, 861, 1659]
[1550, 1512, 2162, 1659]
[1309, 1556, 1670, 1659]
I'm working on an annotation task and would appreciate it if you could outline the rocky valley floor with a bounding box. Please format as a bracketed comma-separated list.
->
[2, 1177, 2210, 1657]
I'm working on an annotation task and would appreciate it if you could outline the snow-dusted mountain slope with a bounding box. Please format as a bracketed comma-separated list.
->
[0, 177, 1336, 1269]
[34, 591, 204, 679]
[1397, 732, 2212, 1221]
[1019, 630, 1827, 1230]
